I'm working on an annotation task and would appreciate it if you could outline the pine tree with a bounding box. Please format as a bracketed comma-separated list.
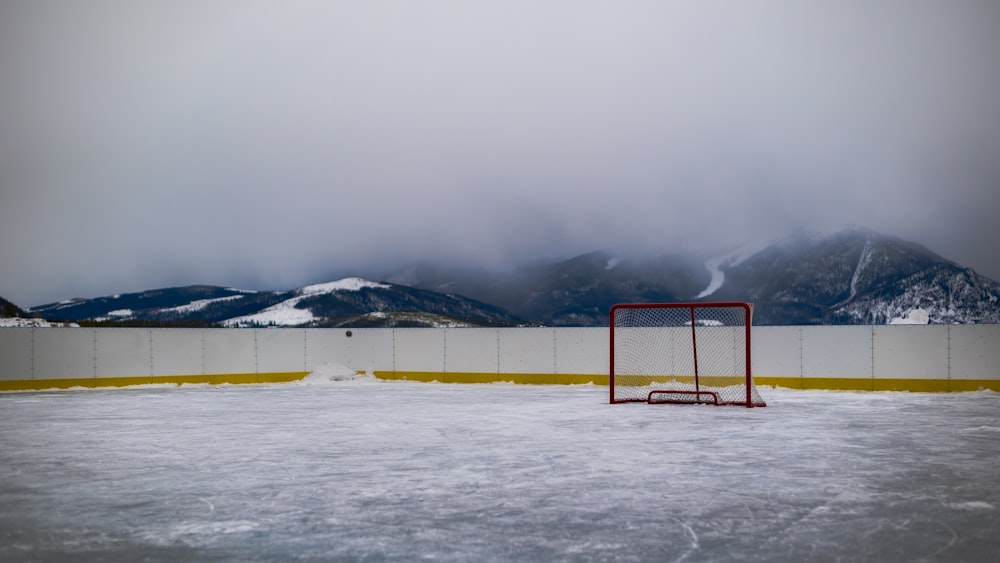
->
[1, 301, 19, 318]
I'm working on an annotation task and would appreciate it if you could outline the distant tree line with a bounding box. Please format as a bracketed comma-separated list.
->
[2, 301, 20, 318]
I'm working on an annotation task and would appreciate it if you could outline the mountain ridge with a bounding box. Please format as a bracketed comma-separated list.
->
[390, 228, 1000, 326]
[15, 229, 1000, 327]
[28, 278, 531, 328]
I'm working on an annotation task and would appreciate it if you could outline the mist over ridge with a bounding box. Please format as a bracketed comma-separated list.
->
[12, 228, 1000, 328]
[2, 2, 998, 307]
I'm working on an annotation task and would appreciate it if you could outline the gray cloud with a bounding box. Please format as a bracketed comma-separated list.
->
[2, 1, 999, 306]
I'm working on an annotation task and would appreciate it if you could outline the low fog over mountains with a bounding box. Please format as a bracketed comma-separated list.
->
[392, 228, 1000, 326]
[8, 229, 1000, 328]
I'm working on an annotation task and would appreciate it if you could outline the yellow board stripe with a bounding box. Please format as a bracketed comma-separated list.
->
[3, 371, 997, 393]
[375, 371, 610, 386]
[0, 371, 310, 391]
[376, 372, 1000, 392]
[753, 376, 1000, 392]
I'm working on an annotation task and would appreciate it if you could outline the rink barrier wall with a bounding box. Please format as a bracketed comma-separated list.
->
[0, 372, 309, 391]
[0, 325, 998, 392]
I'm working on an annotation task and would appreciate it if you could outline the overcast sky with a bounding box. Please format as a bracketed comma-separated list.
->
[2, 1, 999, 307]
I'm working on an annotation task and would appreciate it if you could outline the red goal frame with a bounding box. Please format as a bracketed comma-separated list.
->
[609, 302, 764, 407]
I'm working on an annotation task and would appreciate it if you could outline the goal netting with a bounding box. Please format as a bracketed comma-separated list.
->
[610, 302, 766, 407]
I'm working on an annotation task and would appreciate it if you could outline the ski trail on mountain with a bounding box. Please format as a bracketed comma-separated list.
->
[849, 240, 874, 300]
[697, 256, 727, 299]
[696, 241, 770, 299]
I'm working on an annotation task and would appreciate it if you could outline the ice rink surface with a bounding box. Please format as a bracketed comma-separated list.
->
[2, 373, 1000, 562]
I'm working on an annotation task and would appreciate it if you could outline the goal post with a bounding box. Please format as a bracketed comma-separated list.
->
[610, 302, 766, 407]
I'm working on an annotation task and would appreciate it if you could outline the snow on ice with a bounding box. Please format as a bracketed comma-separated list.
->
[2, 378, 999, 561]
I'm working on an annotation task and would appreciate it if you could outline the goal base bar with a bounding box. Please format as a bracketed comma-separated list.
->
[649, 389, 719, 405]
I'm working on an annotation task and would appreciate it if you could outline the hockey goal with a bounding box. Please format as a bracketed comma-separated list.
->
[610, 302, 766, 407]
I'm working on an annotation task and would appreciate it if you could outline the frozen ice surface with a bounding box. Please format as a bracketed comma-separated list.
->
[2, 379, 1000, 562]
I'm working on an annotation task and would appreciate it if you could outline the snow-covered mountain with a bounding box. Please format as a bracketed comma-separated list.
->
[28, 278, 528, 328]
[16, 228, 1000, 328]
[392, 229, 1000, 326]
[704, 228, 1000, 325]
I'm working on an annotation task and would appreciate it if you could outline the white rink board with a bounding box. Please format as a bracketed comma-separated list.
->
[203, 330, 256, 375]
[554, 328, 607, 374]
[307, 328, 394, 375]
[304, 329, 351, 368]
[96, 329, 151, 377]
[2, 324, 1000, 388]
[949, 324, 1000, 380]
[33, 328, 94, 380]
[0, 329, 33, 381]
[151, 330, 204, 376]
[753, 326, 801, 378]
[349, 329, 395, 375]
[873, 325, 949, 380]
[499, 328, 555, 374]
[444, 328, 499, 374]
[802, 325, 872, 379]
[392, 328, 445, 374]
[256, 329, 306, 373]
